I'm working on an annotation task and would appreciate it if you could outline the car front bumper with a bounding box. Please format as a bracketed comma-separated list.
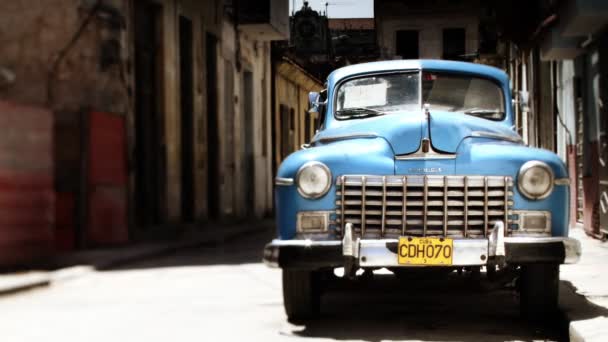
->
[263, 232, 581, 270]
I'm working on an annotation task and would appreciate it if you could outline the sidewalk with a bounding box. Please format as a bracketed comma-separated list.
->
[560, 227, 608, 342]
[0, 220, 273, 296]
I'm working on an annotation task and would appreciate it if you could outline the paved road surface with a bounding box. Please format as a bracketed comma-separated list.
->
[0, 228, 566, 341]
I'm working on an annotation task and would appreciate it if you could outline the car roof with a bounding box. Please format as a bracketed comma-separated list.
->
[327, 59, 509, 86]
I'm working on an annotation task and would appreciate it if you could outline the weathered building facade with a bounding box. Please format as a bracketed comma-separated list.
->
[500, 0, 608, 239]
[374, 0, 483, 60]
[374, 0, 608, 239]
[0, 0, 287, 266]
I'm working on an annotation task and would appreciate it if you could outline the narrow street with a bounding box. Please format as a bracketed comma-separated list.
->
[0, 228, 566, 342]
[2, 1, 608, 341]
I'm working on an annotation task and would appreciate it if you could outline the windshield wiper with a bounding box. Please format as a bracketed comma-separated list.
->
[462, 108, 504, 118]
[336, 107, 386, 119]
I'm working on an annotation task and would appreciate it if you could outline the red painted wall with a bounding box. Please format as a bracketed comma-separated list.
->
[0, 101, 54, 267]
[55, 192, 76, 251]
[87, 112, 128, 245]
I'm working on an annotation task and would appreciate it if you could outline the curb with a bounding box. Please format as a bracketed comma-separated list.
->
[94, 222, 269, 270]
[0, 273, 51, 296]
[559, 282, 608, 342]
[0, 222, 271, 297]
[569, 316, 608, 342]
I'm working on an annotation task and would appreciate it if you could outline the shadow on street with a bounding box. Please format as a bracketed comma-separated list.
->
[112, 228, 574, 341]
[109, 226, 277, 270]
[282, 273, 567, 342]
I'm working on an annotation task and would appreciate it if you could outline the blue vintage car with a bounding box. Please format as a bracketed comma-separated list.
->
[264, 60, 581, 321]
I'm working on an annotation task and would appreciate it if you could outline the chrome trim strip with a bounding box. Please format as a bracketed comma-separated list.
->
[402, 175, 407, 236]
[361, 176, 367, 236]
[268, 239, 342, 247]
[464, 176, 469, 236]
[394, 138, 457, 160]
[381, 176, 387, 237]
[275, 177, 294, 186]
[443, 176, 448, 236]
[554, 178, 571, 186]
[313, 132, 378, 144]
[483, 176, 489, 237]
[489, 221, 506, 257]
[471, 131, 523, 143]
[395, 154, 457, 160]
[504, 176, 509, 234]
[503, 236, 574, 243]
[423, 175, 428, 236]
[342, 223, 354, 257]
[340, 175, 345, 232]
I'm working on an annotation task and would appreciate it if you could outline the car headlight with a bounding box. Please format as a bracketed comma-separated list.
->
[296, 161, 332, 199]
[518, 161, 554, 200]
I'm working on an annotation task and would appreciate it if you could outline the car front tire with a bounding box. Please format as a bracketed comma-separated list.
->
[519, 263, 559, 320]
[282, 269, 320, 321]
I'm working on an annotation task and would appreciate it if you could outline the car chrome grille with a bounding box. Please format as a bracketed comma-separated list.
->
[335, 175, 513, 238]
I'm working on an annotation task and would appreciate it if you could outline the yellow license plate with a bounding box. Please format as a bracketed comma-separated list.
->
[397, 237, 453, 266]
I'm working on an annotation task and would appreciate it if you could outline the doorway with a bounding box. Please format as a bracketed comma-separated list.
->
[242, 71, 255, 216]
[179, 16, 195, 222]
[223, 61, 235, 215]
[206, 33, 220, 219]
[133, 0, 164, 227]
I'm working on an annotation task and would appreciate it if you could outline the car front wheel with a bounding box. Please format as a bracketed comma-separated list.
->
[519, 263, 559, 320]
[282, 269, 320, 321]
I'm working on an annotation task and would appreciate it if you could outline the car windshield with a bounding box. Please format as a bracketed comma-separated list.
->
[422, 72, 505, 120]
[334, 71, 505, 121]
[335, 72, 420, 119]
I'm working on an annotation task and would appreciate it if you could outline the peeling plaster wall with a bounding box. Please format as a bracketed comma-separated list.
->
[0, 0, 130, 250]
[0, 0, 128, 113]
[0, 0, 275, 245]
[217, 21, 274, 219]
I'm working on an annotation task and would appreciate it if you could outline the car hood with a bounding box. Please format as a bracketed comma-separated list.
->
[312, 114, 423, 155]
[314, 111, 520, 155]
[429, 111, 521, 153]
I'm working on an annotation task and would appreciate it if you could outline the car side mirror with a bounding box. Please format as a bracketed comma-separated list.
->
[309, 92, 321, 114]
[309, 90, 328, 131]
